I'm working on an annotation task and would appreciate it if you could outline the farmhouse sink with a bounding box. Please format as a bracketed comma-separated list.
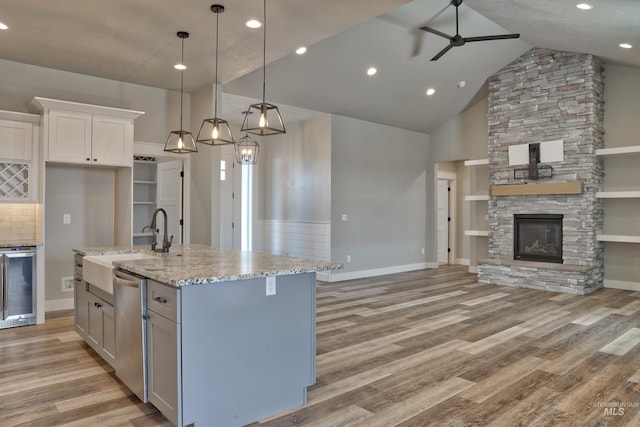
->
[83, 253, 155, 295]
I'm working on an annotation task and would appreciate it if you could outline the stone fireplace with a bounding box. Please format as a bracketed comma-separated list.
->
[477, 48, 605, 295]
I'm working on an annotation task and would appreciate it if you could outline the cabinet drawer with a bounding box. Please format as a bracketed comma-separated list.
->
[147, 280, 180, 322]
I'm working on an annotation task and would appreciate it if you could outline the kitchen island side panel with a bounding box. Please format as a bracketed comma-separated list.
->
[180, 273, 316, 427]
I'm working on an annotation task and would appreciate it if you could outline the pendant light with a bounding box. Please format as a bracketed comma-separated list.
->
[197, 4, 234, 145]
[240, 0, 286, 136]
[165, 31, 198, 154]
[234, 133, 260, 165]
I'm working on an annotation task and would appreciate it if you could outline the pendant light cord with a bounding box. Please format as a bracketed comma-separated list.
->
[214, 9, 220, 117]
[180, 36, 185, 131]
[262, 0, 266, 103]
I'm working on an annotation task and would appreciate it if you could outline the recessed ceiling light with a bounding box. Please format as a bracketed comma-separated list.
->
[426, 88, 436, 96]
[0, 22, 8, 30]
[367, 67, 377, 76]
[620, 43, 633, 49]
[296, 47, 307, 55]
[174, 63, 187, 70]
[576, 3, 592, 10]
[246, 19, 261, 29]
[457, 81, 467, 88]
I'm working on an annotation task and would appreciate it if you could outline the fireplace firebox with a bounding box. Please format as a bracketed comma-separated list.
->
[514, 214, 563, 263]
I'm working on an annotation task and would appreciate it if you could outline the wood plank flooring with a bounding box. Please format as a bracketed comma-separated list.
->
[2, 265, 640, 426]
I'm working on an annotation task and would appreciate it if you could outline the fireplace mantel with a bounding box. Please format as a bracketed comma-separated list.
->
[491, 181, 582, 197]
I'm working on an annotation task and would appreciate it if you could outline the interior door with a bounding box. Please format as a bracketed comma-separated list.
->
[437, 179, 450, 263]
[219, 146, 236, 249]
[156, 160, 183, 245]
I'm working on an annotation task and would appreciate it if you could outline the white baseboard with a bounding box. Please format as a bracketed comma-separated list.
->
[45, 298, 74, 312]
[326, 262, 432, 282]
[604, 279, 640, 291]
[456, 258, 470, 266]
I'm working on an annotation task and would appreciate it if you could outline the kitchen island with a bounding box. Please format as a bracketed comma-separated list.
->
[73, 244, 341, 427]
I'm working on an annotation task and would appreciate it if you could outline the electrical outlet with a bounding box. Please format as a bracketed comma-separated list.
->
[63, 213, 71, 224]
[346, 254, 352, 263]
[266, 276, 276, 296]
[341, 213, 348, 222]
[421, 248, 425, 255]
[61, 276, 74, 292]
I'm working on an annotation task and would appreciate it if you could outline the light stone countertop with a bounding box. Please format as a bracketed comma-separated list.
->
[0, 240, 42, 247]
[74, 244, 343, 287]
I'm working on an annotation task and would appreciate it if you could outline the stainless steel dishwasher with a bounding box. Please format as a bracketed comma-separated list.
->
[113, 269, 148, 402]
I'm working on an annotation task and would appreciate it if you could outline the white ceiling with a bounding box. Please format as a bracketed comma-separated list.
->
[1, 0, 639, 133]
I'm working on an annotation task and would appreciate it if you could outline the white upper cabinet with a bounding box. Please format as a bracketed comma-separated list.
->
[0, 111, 40, 202]
[0, 118, 34, 161]
[30, 97, 144, 167]
[47, 109, 92, 164]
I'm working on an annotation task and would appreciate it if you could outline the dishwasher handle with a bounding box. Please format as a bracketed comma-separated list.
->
[113, 271, 140, 288]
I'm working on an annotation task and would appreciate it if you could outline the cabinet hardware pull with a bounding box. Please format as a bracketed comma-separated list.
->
[154, 297, 167, 304]
[94, 302, 102, 308]
[86, 158, 90, 161]
[142, 314, 150, 320]
[93, 158, 97, 162]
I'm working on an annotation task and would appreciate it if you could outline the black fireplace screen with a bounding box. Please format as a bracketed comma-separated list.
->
[514, 214, 563, 263]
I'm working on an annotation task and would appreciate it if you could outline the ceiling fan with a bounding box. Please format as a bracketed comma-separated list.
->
[420, 0, 520, 61]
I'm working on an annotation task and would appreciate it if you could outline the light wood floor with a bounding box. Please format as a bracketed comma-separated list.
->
[2, 265, 640, 426]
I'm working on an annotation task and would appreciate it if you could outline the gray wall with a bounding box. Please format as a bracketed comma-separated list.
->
[0, 58, 185, 144]
[260, 115, 331, 222]
[45, 165, 116, 301]
[330, 115, 429, 274]
[601, 65, 640, 282]
[427, 96, 489, 262]
[188, 83, 216, 245]
[0, 59, 185, 304]
[427, 63, 640, 286]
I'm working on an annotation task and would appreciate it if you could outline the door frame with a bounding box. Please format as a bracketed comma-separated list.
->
[436, 170, 457, 265]
[134, 141, 191, 244]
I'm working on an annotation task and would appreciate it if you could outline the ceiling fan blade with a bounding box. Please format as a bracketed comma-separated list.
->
[431, 43, 454, 61]
[420, 25, 454, 41]
[463, 33, 520, 43]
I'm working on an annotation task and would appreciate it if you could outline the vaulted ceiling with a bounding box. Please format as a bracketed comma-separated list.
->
[1, 0, 638, 133]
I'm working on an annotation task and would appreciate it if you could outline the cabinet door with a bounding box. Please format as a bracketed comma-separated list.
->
[92, 115, 133, 167]
[74, 278, 89, 338]
[48, 110, 92, 164]
[147, 311, 181, 426]
[101, 301, 116, 364]
[0, 119, 33, 161]
[86, 294, 116, 367]
[87, 294, 103, 348]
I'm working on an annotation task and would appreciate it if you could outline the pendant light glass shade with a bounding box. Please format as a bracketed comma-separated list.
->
[241, 0, 286, 136]
[165, 31, 198, 154]
[234, 133, 259, 165]
[197, 4, 234, 146]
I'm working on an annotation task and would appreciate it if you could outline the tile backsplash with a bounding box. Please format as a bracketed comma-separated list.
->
[0, 204, 39, 241]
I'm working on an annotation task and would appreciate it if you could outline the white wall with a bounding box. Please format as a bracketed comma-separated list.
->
[330, 115, 429, 279]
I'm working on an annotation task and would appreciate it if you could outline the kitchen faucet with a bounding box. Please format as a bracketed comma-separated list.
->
[145, 208, 173, 253]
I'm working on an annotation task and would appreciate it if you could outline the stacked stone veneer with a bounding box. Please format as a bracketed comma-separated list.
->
[477, 48, 605, 295]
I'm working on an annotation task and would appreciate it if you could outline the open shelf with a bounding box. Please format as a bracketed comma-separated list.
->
[597, 234, 640, 244]
[465, 230, 489, 237]
[596, 191, 640, 199]
[464, 158, 489, 166]
[465, 194, 490, 201]
[596, 145, 640, 157]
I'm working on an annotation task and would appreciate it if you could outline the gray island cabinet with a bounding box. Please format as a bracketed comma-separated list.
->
[73, 244, 341, 427]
